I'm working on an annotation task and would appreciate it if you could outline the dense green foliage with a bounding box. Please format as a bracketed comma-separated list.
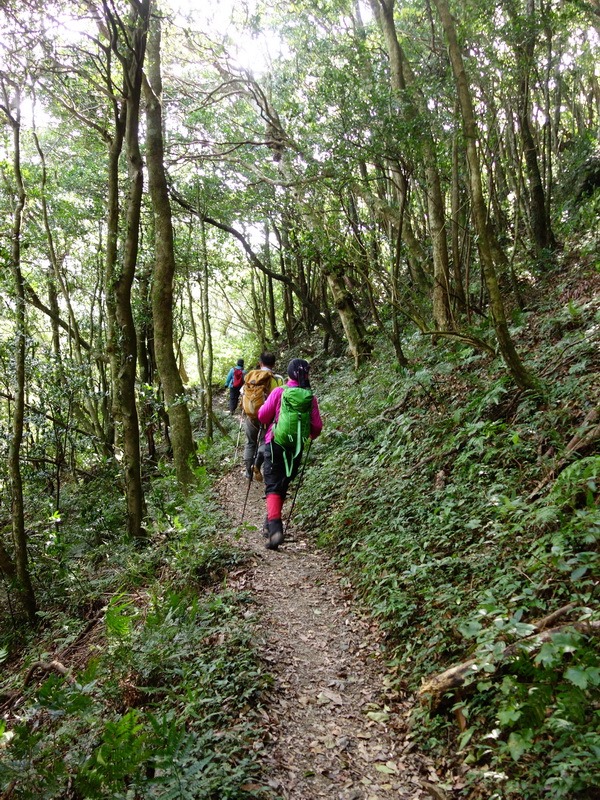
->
[296, 261, 599, 798]
[0, 466, 273, 799]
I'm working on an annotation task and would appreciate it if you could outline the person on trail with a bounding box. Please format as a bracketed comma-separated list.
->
[225, 358, 245, 415]
[258, 358, 322, 551]
[241, 352, 283, 480]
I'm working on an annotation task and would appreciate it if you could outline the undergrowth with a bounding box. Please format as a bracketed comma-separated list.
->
[0, 464, 273, 800]
[297, 266, 599, 799]
[1, 258, 598, 799]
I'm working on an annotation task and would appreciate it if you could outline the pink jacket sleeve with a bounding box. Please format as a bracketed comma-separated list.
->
[310, 396, 323, 440]
[258, 386, 283, 432]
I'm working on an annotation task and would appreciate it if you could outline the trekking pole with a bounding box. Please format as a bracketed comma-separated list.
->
[240, 424, 264, 524]
[284, 437, 313, 536]
[234, 412, 245, 462]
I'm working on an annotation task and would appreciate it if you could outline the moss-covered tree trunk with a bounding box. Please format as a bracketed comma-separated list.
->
[508, 0, 556, 255]
[324, 260, 372, 368]
[199, 219, 214, 441]
[451, 123, 468, 314]
[144, 15, 197, 486]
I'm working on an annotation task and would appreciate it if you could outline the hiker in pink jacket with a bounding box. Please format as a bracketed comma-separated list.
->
[258, 358, 322, 550]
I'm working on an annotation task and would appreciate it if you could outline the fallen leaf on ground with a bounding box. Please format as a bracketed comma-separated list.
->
[317, 688, 344, 705]
[375, 762, 398, 774]
[366, 710, 390, 723]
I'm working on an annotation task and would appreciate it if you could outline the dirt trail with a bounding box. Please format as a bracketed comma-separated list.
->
[217, 465, 444, 800]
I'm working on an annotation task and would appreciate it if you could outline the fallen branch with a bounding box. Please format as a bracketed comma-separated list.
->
[400, 446, 460, 479]
[23, 660, 74, 687]
[376, 389, 414, 421]
[563, 406, 600, 454]
[419, 616, 599, 706]
[420, 329, 497, 356]
[529, 406, 600, 500]
[57, 610, 104, 659]
[0, 780, 17, 800]
[210, 409, 231, 437]
[532, 603, 575, 632]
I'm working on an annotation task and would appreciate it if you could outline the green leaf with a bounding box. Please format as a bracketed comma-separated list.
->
[458, 726, 475, 751]
[570, 565, 589, 581]
[498, 707, 522, 725]
[564, 666, 588, 689]
[535, 641, 559, 667]
[534, 505, 560, 525]
[507, 731, 531, 762]
[458, 620, 482, 638]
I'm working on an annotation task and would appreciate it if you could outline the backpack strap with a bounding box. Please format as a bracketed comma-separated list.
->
[279, 416, 303, 478]
[271, 439, 299, 479]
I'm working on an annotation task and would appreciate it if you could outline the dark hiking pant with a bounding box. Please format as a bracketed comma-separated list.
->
[263, 440, 303, 501]
[244, 417, 264, 469]
[228, 386, 241, 413]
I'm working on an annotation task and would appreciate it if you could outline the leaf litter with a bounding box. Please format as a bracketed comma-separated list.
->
[217, 468, 447, 800]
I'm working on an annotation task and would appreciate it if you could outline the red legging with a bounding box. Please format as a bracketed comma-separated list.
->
[263, 441, 303, 520]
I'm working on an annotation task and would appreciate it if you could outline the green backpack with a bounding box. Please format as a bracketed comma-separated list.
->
[273, 387, 313, 476]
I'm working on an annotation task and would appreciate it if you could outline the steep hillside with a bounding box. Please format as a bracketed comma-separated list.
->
[294, 256, 599, 799]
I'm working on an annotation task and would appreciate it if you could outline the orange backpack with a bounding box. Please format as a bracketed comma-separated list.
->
[242, 370, 273, 419]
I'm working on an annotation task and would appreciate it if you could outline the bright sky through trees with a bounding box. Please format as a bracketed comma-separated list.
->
[168, 0, 286, 75]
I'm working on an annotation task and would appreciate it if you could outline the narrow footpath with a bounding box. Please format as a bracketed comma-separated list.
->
[217, 466, 447, 800]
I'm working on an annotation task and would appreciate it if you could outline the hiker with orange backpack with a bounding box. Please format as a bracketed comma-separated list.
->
[225, 358, 245, 414]
[241, 352, 284, 480]
[258, 358, 322, 550]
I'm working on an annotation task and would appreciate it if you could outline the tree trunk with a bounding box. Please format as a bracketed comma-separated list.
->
[104, 2, 148, 538]
[390, 184, 410, 367]
[432, 0, 539, 391]
[508, 0, 556, 255]
[264, 222, 279, 340]
[1, 81, 37, 621]
[324, 259, 372, 368]
[0, 540, 17, 580]
[31, 124, 67, 497]
[450, 124, 468, 313]
[371, 0, 453, 331]
[187, 275, 204, 413]
[200, 220, 214, 441]
[137, 259, 157, 465]
[144, 14, 197, 486]
[275, 220, 296, 345]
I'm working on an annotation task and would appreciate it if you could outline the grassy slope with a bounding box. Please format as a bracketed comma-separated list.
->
[295, 258, 599, 799]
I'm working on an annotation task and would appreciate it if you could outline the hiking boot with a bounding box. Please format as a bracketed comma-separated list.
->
[253, 465, 263, 482]
[242, 468, 252, 479]
[262, 516, 270, 539]
[266, 519, 284, 550]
